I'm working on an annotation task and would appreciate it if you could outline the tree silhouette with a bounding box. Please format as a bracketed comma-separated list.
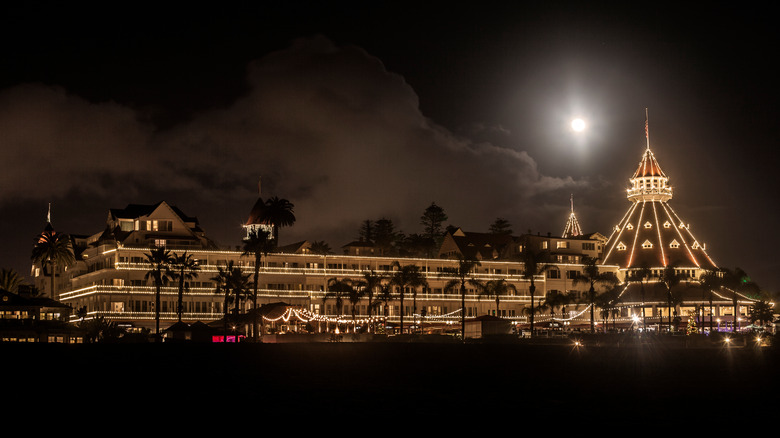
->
[260, 196, 296, 245]
[477, 279, 517, 317]
[144, 247, 173, 342]
[31, 230, 75, 300]
[242, 229, 276, 341]
[309, 240, 332, 255]
[628, 263, 652, 328]
[488, 218, 512, 235]
[354, 270, 385, 333]
[171, 251, 200, 323]
[0, 268, 25, 293]
[659, 264, 683, 332]
[325, 278, 353, 333]
[420, 202, 447, 256]
[391, 261, 428, 334]
[573, 256, 617, 333]
[519, 241, 551, 337]
[441, 255, 481, 340]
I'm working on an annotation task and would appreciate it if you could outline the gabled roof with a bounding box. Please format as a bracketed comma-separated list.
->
[109, 201, 198, 224]
[342, 240, 375, 248]
[440, 229, 515, 260]
[276, 240, 311, 254]
[0, 290, 70, 309]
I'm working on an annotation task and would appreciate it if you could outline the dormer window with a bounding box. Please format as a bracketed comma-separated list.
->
[642, 240, 653, 249]
[663, 221, 671, 228]
[692, 241, 700, 249]
[626, 223, 634, 230]
[617, 242, 627, 251]
[679, 222, 685, 229]
[670, 240, 680, 249]
[644, 221, 652, 229]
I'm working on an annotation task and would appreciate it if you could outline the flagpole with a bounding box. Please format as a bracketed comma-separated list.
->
[645, 108, 650, 150]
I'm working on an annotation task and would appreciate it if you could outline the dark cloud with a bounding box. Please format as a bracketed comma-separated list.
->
[0, 36, 583, 259]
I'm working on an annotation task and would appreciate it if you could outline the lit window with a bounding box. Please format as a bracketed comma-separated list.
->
[626, 223, 634, 230]
[692, 241, 700, 249]
[617, 242, 626, 251]
[670, 240, 680, 249]
[663, 221, 671, 229]
[644, 222, 652, 229]
[642, 240, 653, 249]
[679, 222, 685, 229]
[556, 241, 569, 249]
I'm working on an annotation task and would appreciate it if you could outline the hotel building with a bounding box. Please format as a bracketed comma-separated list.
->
[40, 200, 616, 335]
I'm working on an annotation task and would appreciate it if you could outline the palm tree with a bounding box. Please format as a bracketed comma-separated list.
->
[573, 256, 618, 333]
[171, 251, 200, 323]
[391, 261, 428, 334]
[376, 282, 394, 334]
[261, 196, 296, 245]
[211, 262, 234, 339]
[698, 269, 721, 333]
[242, 229, 276, 341]
[519, 244, 551, 337]
[440, 255, 481, 340]
[596, 285, 622, 332]
[748, 299, 774, 327]
[143, 247, 173, 341]
[720, 267, 759, 333]
[659, 264, 683, 332]
[477, 279, 517, 317]
[628, 263, 652, 328]
[31, 230, 75, 300]
[75, 305, 88, 323]
[310, 240, 332, 255]
[354, 270, 385, 333]
[212, 261, 252, 341]
[346, 281, 366, 333]
[0, 268, 25, 293]
[542, 290, 572, 324]
[325, 278, 353, 333]
[228, 266, 252, 320]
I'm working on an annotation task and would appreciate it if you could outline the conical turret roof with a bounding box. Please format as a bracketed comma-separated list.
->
[603, 129, 717, 271]
[632, 147, 668, 179]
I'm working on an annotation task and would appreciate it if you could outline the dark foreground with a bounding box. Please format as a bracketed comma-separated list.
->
[5, 338, 777, 426]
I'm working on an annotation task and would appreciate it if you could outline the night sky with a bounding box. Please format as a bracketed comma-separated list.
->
[2, 3, 778, 293]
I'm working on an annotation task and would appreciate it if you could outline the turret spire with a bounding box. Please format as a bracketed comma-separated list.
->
[562, 194, 583, 238]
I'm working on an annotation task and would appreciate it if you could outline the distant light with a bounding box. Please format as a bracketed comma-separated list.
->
[571, 118, 586, 132]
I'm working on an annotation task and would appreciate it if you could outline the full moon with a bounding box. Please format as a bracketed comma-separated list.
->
[571, 118, 586, 132]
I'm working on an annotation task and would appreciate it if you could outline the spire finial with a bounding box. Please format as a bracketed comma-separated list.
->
[47, 202, 51, 224]
[570, 194, 574, 214]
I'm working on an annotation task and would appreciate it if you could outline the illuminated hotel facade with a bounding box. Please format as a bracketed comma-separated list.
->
[35, 123, 757, 335]
[41, 201, 619, 335]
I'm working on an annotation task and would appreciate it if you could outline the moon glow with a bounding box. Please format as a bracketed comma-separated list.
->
[571, 118, 586, 132]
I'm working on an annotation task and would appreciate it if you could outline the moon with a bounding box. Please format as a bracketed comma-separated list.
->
[571, 118, 586, 132]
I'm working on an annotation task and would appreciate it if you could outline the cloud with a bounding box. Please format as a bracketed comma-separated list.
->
[0, 36, 584, 247]
[0, 84, 154, 200]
